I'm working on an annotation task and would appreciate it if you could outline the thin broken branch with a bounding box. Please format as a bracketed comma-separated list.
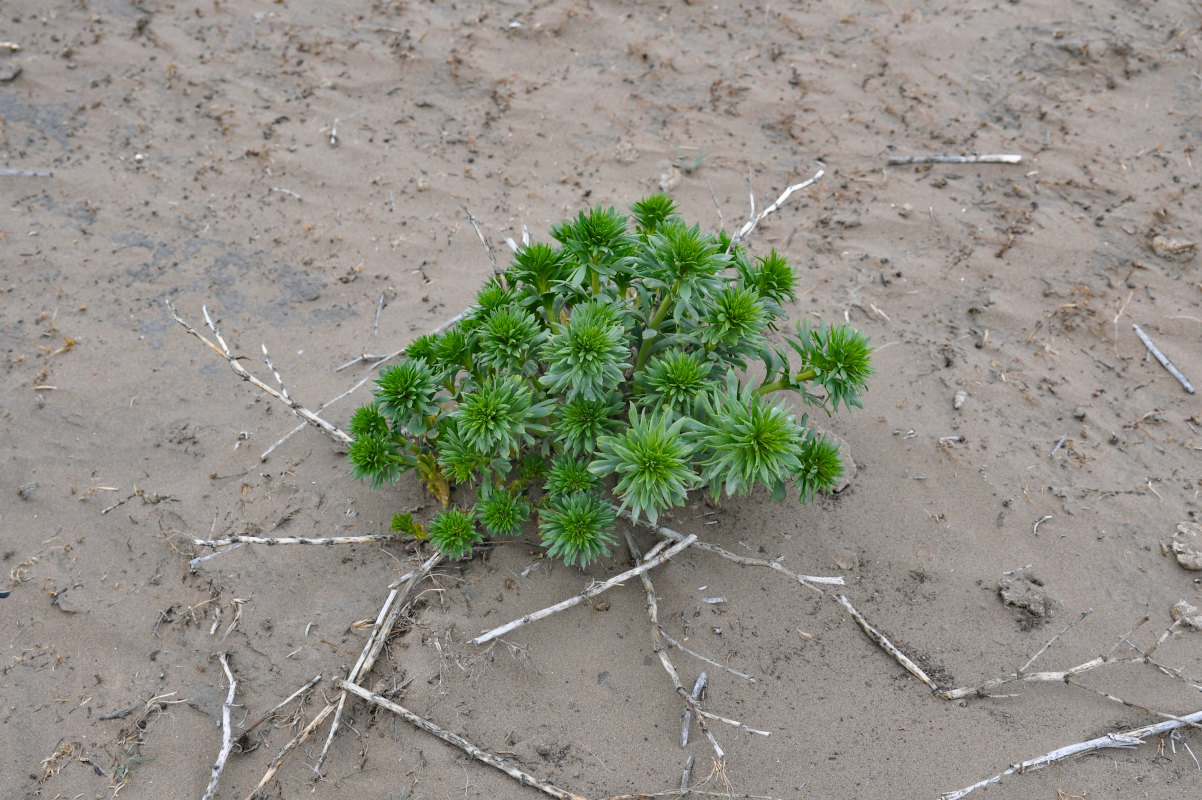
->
[729, 170, 824, 249]
[939, 709, 1202, 800]
[471, 533, 697, 645]
[837, 594, 940, 691]
[338, 680, 591, 800]
[193, 533, 398, 549]
[1133, 323, 1195, 394]
[626, 529, 723, 760]
[887, 154, 1022, 165]
[202, 652, 237, 800]
[630, 514, 843, 592]
[316, 551, 444, 774]
[166, 300, 351, 445]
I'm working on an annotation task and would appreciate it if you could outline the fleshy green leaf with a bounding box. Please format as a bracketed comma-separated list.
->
[693, 372, 806, 500]
[428, 507, 481, 560]
[475, 481, 531, 538]
[538, 492, 617, 568]
[374, 359, 441, 435]
[591, 408, 699, 525]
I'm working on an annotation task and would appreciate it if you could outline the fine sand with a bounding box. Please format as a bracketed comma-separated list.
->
[3, 2, 1201, 798]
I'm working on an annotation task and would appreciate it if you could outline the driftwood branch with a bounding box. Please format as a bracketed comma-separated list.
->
[630, 514, 843, 592]
[166, 300, 351, 445]
[315, 551, 444, 774]
[624, 529, 723, 760]
[939, 710, 1202, 800]
[837, 594, 940, 691]
[245, 702, 336, 800]
[1133, 323, 1195, 393]
[261, 307, 472, 461]
[193, 533, 398, 549]
[887, 154, 1022, 165]
[338, 680, 591, 800]
[201, 652, 237, 800]
[729, 171, 824, 249]
[237, 674, 321, 741]
[246, 552, 443, 794]
[471, 533, 697, 645]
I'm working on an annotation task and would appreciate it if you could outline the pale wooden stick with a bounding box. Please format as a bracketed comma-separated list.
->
[315, 551, 443, 774]
[238, 674, 321, 740]
[338, 680, 591, 800]
[248, 553, 442, 794]
[935, 611, 1092, 700]
[939, 709, 1202, 800]
[836, 594, 940, 691]
[471, 533, 697, 645]
[729, 170, 824, 249]
[246, 702, 336, 800]
[680, 754, 695, 793]
[698, 710, 771, 736]
[625, 529, 723, 760]
[193, 533, 398, 548]
[166, 301, 351, 445]
[887, 154, 1022, 165]
[315, 586, 400, 774]
[463, 207, 501, 276]
[1133, 323, 1195, 393]
[0, 168, 53, 177]
[658, 627, 756, 683]
[681, 671, 707, 749]
[629, 513, 843, 592]
[261, 307, 471, 461]
[202, 653, 237, 800]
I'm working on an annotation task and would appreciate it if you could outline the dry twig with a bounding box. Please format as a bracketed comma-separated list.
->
[631, 514, 843, 592]
[729, 170, 823, 249]
[166, 301, 351, 445]
[471, 533, 697, 645]
[261, 307, 471, 460]
[238, 674, 321, 741]
[625, 530, 724, 759]
[939, 709, 1202, 800]
[887, 154, 1022, 165]
[193, 533, 398, 549]
[202, 653, 237, 800]
[1133, 323, 1195, 393]
[338, 680, 591, 800]
[315, 551, 445, 774]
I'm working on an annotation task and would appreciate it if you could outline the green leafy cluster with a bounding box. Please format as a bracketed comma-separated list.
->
[348, 195, 872, 567]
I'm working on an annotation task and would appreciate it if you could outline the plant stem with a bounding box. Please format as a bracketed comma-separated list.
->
[633, 282, 678, 373]
[756, 367, 817, 395]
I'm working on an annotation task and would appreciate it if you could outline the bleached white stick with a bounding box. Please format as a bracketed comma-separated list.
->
[939, 709, 1202, 800]
[202, 653, 237, 800]
[166, 301, 351, 445]
[628, 512, 843, 592]
[472, 533, 697, 645]
[338, 680, 590, 800]
[729, 171, 824, 248]
[888, 154, 1022, 165]
[193, 533, 398, 548]
[261, 307, 473, 461]
[1133, 323, 1195, 393]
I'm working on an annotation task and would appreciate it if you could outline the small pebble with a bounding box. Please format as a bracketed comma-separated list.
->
[1072, 406, 1086, 420]
[953, 390, 967, 410]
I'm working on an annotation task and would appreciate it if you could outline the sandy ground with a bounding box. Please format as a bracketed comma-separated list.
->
[3, 1, 1202, 798]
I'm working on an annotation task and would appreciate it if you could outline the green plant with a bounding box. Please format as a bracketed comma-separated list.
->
[348, 195, 872, 567]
